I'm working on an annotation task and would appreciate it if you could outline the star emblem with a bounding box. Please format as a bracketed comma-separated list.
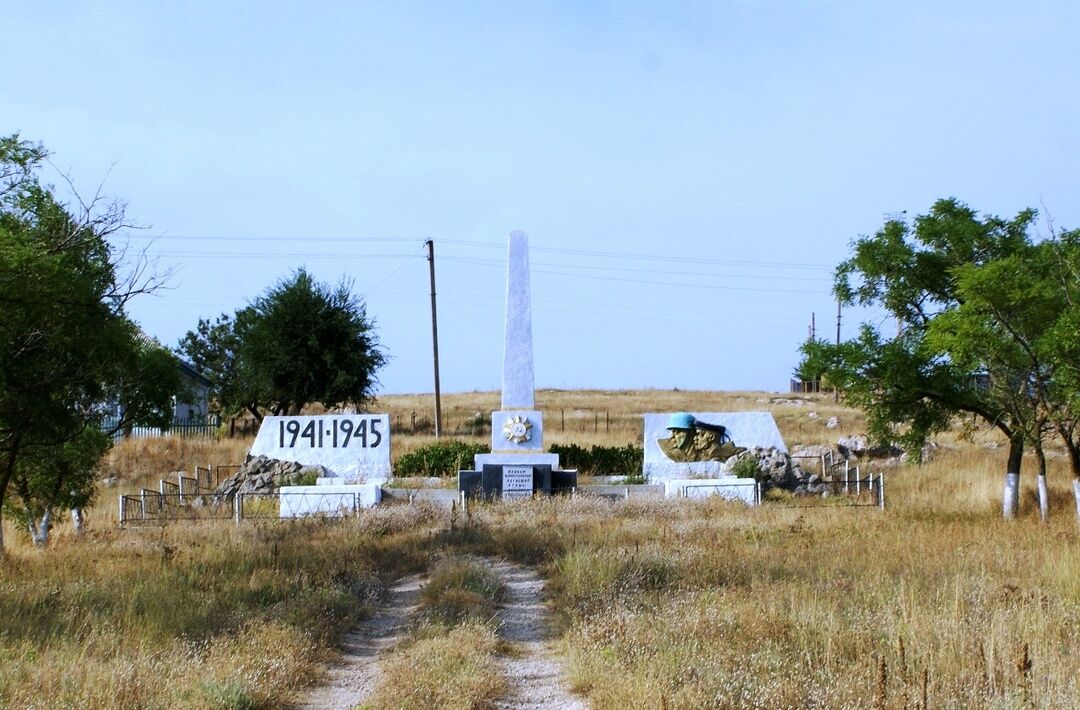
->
[503, 415, 533, 444]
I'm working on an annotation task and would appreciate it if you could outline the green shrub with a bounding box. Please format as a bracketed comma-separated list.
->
[395, 440, 490, 477]
[549, 443, 643, 477]
[731, 455, 760, 479]
[199, 680, 259, 710]
[290, 467, 320, 486]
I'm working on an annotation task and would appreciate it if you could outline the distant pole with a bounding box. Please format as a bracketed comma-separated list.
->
[834, 300, 841, 402]
[425, 239, 443, 437]
[835, 300, 841, 346]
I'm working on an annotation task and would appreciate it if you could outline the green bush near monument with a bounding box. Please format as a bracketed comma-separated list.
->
[548, 444, 644, 479]
[730, 454, 761, 480]
[395, 441, 491, 477]
[395, 440, 647, 479]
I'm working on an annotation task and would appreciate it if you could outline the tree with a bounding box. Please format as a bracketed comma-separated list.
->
[927, 247, 1059, 519]
[178, 268, 387, 421]
[0, 134, 176, 552]
[1028, 231, 1080, 520]
[802, 198, 1038, 517]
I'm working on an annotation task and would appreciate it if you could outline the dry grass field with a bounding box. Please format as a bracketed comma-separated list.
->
[1, 390, 1078, 708]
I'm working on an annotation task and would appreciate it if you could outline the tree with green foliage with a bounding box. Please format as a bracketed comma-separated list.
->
[800, 198, 1041, 517]
[1012, 234, 1080, 519]
[0, 134, 178, 551]
[178, 268, 387, 421]
[792, 337, 832, 390]
[926, 243, 1057, 518]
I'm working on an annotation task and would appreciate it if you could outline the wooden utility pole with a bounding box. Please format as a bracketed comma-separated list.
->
[835, 300, 841, 347]
[425, 239, 443, 437]
[835, 299, 842, 402]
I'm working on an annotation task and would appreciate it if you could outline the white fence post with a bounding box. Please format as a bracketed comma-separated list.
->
[118, 495, 125, 528]
[234, 494, 241, 526]
[879, 473, 886, 510]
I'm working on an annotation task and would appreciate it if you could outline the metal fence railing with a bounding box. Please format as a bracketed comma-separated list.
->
[140, 488, 164, 516]
[779, 470, 886, 509]
[676, 480, 763, 505]
[178, 475, 199, 501]
[392, 410, 646, 437]
[214, 465, 241, 488]
[790, 449, 847, 479]
[670, 465, 886, 510]
[195, 465, 212, 490]
[118, 491, 365, 526]
[119, 493, 233, 526]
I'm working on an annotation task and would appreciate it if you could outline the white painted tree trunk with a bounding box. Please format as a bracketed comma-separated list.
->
[1037, 474, 1049, 522]
[28, 509, 51, 547]
[1074, 479, 1080, 523]
[1003, 473, 1020, 519]
[71, 508, 84, 534]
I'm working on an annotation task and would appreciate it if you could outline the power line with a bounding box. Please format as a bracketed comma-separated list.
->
[438, 291, 809, 323]
[439, 238, 835, 271]
[438, 255, 831, 283]
[154, 251, 421, 260]
[123, 234, 423, 243]
[123, 234, 835, 271]
[358, 245, 426, 299]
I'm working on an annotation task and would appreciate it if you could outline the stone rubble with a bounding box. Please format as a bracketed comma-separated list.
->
[213, 455, 331, 501]
[720, 431, 934, 497]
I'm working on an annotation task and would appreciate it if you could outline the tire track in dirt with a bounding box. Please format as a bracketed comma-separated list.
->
[291, 559, 585, 709]
[289, 573, 423, 710]
[490, 559, 586, 710]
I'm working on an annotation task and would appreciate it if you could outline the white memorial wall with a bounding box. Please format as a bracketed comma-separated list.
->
[250, 414, 391, 483]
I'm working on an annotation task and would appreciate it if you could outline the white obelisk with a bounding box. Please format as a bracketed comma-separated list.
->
[502, 230, 534, 410]
[486, 230, 547, 455]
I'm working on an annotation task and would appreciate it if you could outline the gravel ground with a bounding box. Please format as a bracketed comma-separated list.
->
[490, 559, 586, 710]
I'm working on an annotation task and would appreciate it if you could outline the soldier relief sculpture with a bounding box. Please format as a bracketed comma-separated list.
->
[657, 412, 746, 463]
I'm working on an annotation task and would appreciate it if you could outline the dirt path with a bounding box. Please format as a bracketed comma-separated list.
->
[289, 573, 423, 710]
[290, 559, 584, 709]
[490, 560, 586, 710]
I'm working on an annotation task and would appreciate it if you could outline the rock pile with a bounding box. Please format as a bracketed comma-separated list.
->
[723, 447, 800, 489]
[725, 443, 866, 496]
[214, 456, 331, 501]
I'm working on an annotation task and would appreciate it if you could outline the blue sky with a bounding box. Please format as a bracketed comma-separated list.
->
[4, 1, 1078, 395]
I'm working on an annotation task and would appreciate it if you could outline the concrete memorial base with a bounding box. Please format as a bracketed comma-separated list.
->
[278, 482, 382, 518]
[458, 464, 577, 500]
[663, 477, 760, 505]
[316, 476, 387, 486]
[474, 452, 561, 469]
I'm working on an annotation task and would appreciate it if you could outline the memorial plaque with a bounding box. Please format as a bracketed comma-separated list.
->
[249, 414, 392, 482]
[643, 412, 787, 482]
[502, 465, 534, 499]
